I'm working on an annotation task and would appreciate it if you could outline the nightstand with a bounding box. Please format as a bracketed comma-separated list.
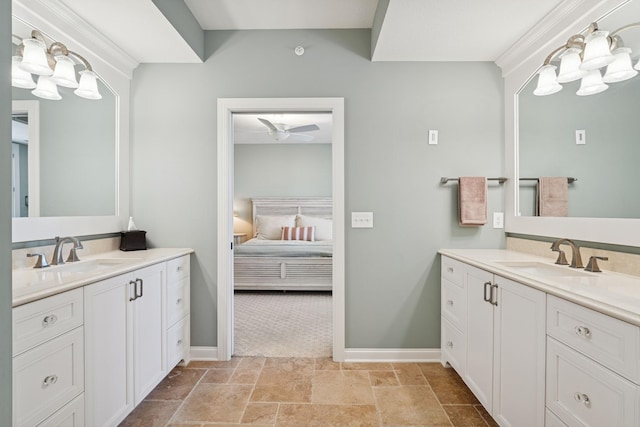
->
[233, 233, 247, 246]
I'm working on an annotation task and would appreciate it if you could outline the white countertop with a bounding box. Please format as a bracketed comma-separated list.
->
[13, 248, 194, 307]
[439, 249, 640, 327]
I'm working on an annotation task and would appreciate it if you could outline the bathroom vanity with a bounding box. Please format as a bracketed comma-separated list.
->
[12, 247, 193, 427]
[440, 249, 640, 427]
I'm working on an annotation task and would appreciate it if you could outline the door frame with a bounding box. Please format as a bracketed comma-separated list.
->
[216, 97, 345, 361]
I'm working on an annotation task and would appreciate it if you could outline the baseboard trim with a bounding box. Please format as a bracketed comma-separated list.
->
[343, 348, 441, 363]
[190, 346, 219, 360]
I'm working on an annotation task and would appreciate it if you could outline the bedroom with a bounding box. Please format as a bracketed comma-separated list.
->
[232, 112, 333, 357]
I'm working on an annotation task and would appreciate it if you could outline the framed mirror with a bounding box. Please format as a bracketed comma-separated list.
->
[502, 0, 640, 246]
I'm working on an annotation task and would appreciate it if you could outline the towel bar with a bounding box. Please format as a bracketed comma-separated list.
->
[440, 177, 507, 184]
[519, 177, 577, 183]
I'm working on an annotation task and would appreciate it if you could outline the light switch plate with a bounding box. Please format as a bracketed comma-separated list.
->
[352, 212, 373, 228]
[576, 130, 586, 145]
[493, 212, 504, 229]
[428, 130, 438, 145]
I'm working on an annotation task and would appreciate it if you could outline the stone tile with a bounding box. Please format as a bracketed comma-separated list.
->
[186, 359, 241, 369]
[119, 400, 181, 427]
[201, 368, 234, 384]
[263, 357, 315, 372]
[426, 374, 479, 405]
[312, 370, 375, 404]
[374, 385, 451, 426]
[230, 367, 262, 384]
[251, 381, 312, 403]
[342, 362, 393, 370]
[172, 383, 253, 423]
[444, 404, 489, 427]
[276, 403, 379, 427]
[316, 357, 341, 370]
[474, 404, 500, 427]
[417, 362, 456, 380]
[237, 357, 266, 370]
[241, 402, 279, 424]
[393, 362, 428, 385]
[145, 367, 206, 401]
[168, 424, 205, 427]
[368, 370, 399, 386]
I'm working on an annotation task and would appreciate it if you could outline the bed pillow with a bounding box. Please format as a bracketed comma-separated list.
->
[254, 215, 296, 240]
[296, 215, 332, 241]
[281, 226, 315, 241]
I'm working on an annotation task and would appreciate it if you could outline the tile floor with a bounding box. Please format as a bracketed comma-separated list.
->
[120, 357, 499, 427]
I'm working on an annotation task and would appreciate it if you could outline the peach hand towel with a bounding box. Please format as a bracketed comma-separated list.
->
[458, 177, 487, 226]
[537, 177, 568, 217]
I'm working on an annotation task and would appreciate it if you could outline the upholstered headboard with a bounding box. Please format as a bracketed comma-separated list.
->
[251, 197, 332, 235]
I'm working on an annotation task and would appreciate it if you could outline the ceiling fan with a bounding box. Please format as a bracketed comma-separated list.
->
[257, 118, 320, 142]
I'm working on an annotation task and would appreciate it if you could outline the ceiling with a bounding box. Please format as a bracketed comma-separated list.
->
[233, 113, 332, 145]
[56, 0, 565, 64]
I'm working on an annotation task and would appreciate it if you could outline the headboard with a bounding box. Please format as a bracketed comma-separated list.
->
[251, 197, 333, 231]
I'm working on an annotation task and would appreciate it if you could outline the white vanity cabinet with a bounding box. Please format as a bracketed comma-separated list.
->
[441, 256, 546, 427]
[84, 262, 166, 427]
[166, 255, 191, 367]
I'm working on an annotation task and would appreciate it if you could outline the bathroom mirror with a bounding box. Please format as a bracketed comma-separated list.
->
[502, 0, 640, 246]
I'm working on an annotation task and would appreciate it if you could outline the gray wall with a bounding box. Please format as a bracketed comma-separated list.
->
[130, 29, 505, 349]
[519, 77, 640, 218]
[233, 143, 332, 233]
[1, 0, 14, 421]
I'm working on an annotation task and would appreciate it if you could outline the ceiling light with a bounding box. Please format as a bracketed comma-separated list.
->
[12, 29, 102, 100]
[534, 22, 640, 96]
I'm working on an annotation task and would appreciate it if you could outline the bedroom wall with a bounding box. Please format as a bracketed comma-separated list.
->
[130, 29, 505, 350]
[233, 143, 332, 236]
[1, 0, 13, 420]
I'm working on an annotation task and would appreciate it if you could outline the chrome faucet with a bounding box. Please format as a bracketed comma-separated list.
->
[550, 238, 583, 268]
[51, 236, 83, 265]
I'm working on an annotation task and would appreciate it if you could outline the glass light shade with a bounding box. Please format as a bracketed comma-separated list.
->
[603, 47, 638, 83]
[50, 55, 79, 88]
[556, 48, 587, 83]
[19, 38, 53, 76]
[576, 69, 608, 96]
[74, 70, 102, 100]
[11, 56, 36, 89]
[31, 75, 62, 100]
[580, 31, 615, 71]
[533, 65, 562, 96]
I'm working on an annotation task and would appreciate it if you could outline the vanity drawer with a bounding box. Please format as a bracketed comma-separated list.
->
[167, 315, 190, 368]
[547, 295, 640, 383]
[441, 256, 465, 287]
[13, 327, 84, 427]
[441, 317, 466, 375]
[546, 337, 639, 427]
[545, 408, 568, 427]
[167, 255, 190, 284]
[37, 393, 84, 427]
[13, 288, 84, 356]
[441, 278, 466, 331]
[167, 277, 190, 327]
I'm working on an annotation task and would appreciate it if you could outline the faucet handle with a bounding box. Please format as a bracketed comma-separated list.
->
[552, 249, 569, 266]
[585, 256, 608, 273]
[27, 253, 50, 269]
[66, 248, 81, 263]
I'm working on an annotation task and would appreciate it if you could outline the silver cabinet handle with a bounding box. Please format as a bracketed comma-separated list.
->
[129, 280, 138, 301]
[42, 374, 58, 387]
[490, 284, 498, 306]
[136, 278, 143, 298]
[446, 341, 453, 348]
[574, 392, 590, 406]
[483, 282, 492, 302]
[42, 314, 58, 327]
[176, 298, 182, 305]
[177, 339, 183, 346]
[575, 326, 591, 338]
[177, 265, 184, 272]
[446, 300, 454, 306]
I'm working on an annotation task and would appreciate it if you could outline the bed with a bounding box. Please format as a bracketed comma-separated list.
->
[233, 197, 333, 291]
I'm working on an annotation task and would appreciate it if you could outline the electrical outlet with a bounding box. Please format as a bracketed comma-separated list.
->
[576, 130, 586, 145]
[428, 130, 438, 145]
[351, 212, 373, 228]
[493, 212, 504, 229]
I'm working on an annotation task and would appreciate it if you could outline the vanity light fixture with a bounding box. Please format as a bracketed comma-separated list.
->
[534, 22, 640, 96]
[11, 30, 102, 100]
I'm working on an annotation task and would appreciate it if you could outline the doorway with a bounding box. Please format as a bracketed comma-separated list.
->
[217, 98, 345, 361]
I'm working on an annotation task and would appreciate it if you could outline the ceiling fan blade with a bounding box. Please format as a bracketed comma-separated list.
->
[258, 118, 278, 132]
[287, 124, 319, 133]
[286, 133, 314, 142]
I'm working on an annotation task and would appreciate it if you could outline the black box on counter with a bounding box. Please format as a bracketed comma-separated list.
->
[120, 230, 147, 251]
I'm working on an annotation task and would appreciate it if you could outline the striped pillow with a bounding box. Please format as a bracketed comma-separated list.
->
[281, 226, 315, 241]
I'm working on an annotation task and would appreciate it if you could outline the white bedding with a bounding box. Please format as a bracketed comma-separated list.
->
[234, 238, 333, 257]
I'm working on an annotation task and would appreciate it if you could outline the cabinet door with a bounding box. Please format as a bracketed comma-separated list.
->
[132, 263, 166, 405]
[464, 265, 495, 410]
[84, 273, 134, 427]
[492, 275, 546, 427]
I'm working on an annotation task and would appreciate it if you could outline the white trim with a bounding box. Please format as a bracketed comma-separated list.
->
[344, 348, 442, 363]
[12, 100, 40, 218]
[217, 97, 346, 362]
[189, 346, 219, 361]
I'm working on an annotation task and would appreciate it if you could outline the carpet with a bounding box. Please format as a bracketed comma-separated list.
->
[233, 291, 332, 358]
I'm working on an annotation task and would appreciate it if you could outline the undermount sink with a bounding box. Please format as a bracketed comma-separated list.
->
[49, 257, 140, 274]
[494, 261, 592, 278]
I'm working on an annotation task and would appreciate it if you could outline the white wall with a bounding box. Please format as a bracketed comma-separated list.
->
[130, 29, 505, 349]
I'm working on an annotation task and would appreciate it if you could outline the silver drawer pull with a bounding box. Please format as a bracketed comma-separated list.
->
[177, 265, 184, 272]
[446, 341, 453, 348]
[42, 314, 58, 327]
[574, 392, 590, 406]
[575, 326, 591, 338]
[447, 267, 454, 274]
[42, 374, 58, 387]
[177, 339, 183, 346]
[176, 298, 182, 305]
[446, 300, 454, 306]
